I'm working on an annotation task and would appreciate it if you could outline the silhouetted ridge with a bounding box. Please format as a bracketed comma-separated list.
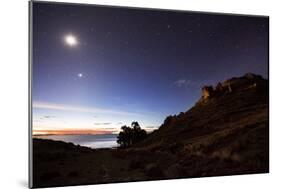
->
[135, 73, 268, 153]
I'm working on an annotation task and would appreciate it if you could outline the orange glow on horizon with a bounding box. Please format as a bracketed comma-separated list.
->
[33, 128, 117, 136]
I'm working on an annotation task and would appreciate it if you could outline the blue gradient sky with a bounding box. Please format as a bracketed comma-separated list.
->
[32, 2, 268, 135]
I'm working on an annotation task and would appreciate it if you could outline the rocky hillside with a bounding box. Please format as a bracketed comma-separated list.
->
[131, 73, 269, 175]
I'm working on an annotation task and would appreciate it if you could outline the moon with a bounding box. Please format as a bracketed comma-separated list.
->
[64, 34, 78, 47]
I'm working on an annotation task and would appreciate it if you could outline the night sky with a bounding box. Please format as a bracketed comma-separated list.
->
[32, 2, 268, 135]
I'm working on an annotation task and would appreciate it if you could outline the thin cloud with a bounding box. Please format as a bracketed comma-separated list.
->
[174, 79, 188, 87]
[94, 122, 112, 126]
[100, 127, 119, 132]
[174, 79, 212, 88]
[33, 101, 142, 116]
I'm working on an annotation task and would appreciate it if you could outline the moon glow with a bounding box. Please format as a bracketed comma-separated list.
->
[65, 34, 78, 47]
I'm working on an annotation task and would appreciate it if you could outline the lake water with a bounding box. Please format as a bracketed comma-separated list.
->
[34, 134, 118, 149]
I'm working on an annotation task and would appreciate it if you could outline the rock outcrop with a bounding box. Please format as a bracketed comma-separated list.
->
[201, 86, 214, 100]
[198, 73, 267, 103]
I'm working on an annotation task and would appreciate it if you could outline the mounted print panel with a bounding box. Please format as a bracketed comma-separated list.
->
[29, 1, 269, 188]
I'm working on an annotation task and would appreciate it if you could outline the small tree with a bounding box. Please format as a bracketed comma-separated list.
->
[117, 121, 147, 148]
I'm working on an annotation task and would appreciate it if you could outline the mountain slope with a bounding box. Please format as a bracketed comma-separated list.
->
[131, 73, 269, 175]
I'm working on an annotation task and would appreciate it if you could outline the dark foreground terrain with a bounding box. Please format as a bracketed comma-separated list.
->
[33, 73, 269, 188]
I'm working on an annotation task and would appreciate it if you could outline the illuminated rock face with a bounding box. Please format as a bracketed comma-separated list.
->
[201, 86, 214, 100]
[198, 73, 267, 104]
